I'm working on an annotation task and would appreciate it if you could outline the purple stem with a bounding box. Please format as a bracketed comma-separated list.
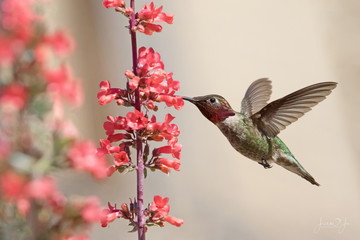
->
[129, 1, 145, 240]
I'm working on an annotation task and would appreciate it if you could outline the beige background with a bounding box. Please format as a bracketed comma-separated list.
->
[49, 0, 359, 239]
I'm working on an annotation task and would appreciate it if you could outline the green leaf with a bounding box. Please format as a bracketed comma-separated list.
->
[144, 167, 147, 178]
[128, 224, 138, 233]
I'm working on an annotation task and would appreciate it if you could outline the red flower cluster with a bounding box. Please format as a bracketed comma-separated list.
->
[97, 47, 184, 110]
[137, 2, 173, 35]
[98, 110, 183, 176]
[102, 1, 173, 35]
[137, 47, 183, 109]
[100, 196, 183, 229]
[97, 46, 184, 177]
[100, 0, 184, 234]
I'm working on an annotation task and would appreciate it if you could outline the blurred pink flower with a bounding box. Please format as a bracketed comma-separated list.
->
[0, 37, 16, 65]
[1, 0, 39, 42]
[44, 64, 84, 106]
[58, 235, 89, 240]
[68, 141, 108, 179]
[0, 83, 28, 111]
[26, 176, 56, 200]
[0, 171, 27, 201]
[81, 196, 102, 223]
[45, 30, 75, 57]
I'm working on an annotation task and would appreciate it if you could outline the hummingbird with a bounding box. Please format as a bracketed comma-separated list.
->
[183, 78, 337, 186]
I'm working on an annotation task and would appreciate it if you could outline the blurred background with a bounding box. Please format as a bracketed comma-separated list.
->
[49, 0, 359, 239]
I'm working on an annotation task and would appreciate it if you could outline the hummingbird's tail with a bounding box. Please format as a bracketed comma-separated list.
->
[275, 153, 320, 186]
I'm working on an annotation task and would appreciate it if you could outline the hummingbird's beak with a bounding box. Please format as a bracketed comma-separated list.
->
[182, 96, 195, 103]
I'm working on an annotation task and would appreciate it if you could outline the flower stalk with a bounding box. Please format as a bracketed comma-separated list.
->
[100, 1, 184, 237]
[129, 0, 146, 239]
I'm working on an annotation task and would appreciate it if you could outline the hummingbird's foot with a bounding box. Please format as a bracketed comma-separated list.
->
[259, 159, 272, 169]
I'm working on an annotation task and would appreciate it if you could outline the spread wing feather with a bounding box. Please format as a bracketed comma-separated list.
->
[241, 78, 272, 117]
[252, 82, 337, 137]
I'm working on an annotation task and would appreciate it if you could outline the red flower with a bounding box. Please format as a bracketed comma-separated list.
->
[97, 80, 123, 105]
[101, 210, 119, 227]
[126, 109, 148, 130]
[138, 23, 162, 35]
[96, 139, 120, 158]
[168, 138, 182, 159]
[68, 141, 108, 179]
[156, 158, 180, 171]
[145, 71, 167, 93]
[165, 72, 180, 91]
[137, 47, 164, 77]
[100, 203, 121, 227]
[147, 114, 180, 141]
[150, 195, 183, 227]
[103, 115, 127, 135]
[150, 195, 170, 217]
[157, 94, 184, 110]
[113, 151, 129, 166]
[107, 133, 128, 143]
[137, 2, 173, 35]
[147, 100, 155, 110]
[154, 138, 182, 159]
[103, 0, 125, 8]
[165, 216, 184, 227]
[129, 76, 140, 90]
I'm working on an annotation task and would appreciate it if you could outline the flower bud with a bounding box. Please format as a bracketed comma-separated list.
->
[121, 203, 131, 219]
[125, 70, 135, 79]
[124, 7, 133, 15]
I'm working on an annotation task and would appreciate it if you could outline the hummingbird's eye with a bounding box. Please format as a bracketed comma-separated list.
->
[209, 98, 216, 103]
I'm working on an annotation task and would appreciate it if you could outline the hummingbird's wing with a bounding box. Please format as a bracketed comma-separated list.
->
[240, 78, 272, 117]
[252, 82, 337, 137]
